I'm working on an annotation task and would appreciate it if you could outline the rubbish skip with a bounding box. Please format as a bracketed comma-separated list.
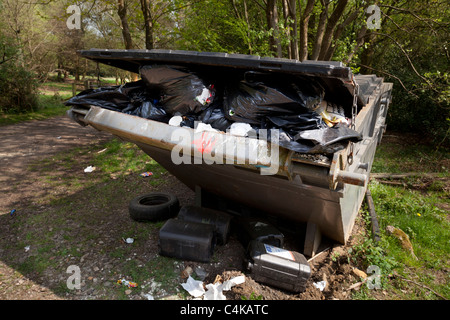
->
[66, 49, 393, 256]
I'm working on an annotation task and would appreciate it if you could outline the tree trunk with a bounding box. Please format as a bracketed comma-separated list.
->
[282, 0, 292, 58]
[345, 25, 368, 64]
[266, 0, 282, 58]
[140, 0, 154, 50]
[318, 0, 349, 60]
[360, 32, 376, 74]
[117, 0, 134, 50]
[243, 0, 253, 55]
[322, 9, 359, 60]
[299, 0, 315, 61]
[311, 0, 330, 60]
[283, 0, 298, 60]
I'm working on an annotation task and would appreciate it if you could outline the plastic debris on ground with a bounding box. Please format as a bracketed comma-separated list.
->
[10, 209, 16, 216]
[194, 266, 208, 280]
[65, 65, 362, 155]
[313, 281, 327, 292]
[122, 237, 134, 244]
[84, 166, 96, 173]
[117, 278, 138, 288]
[181, 275, 245, 300]
[139, 172, 153, 177]
[143, 293, 154, 300]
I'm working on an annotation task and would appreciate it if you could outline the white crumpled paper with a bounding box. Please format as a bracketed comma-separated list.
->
[181, 275, 245, 300]
[169, 116, 183, 127]
[181, 276, 205, 298]
[203, 275, 245, 300]
[229, 122, 253, 137]
[195, 123, 218, 133]
[313, 280, 327, 292]
[84, 166, 96, 173]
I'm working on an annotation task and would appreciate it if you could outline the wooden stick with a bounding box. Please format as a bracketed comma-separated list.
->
[395, 274, 448, 300]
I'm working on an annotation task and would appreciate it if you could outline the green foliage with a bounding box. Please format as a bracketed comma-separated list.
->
[367, 0, 450, 145]
[0, 35, 39, 113]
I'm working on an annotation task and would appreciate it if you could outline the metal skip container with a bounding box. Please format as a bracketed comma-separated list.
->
[67, 49, 393, 255]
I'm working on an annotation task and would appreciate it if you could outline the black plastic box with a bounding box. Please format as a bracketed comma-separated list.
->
[237, 218, 284, 248]
[177, 205, 232, 245]
[246, 240, 311, 293]
[158, 218, 215, 263]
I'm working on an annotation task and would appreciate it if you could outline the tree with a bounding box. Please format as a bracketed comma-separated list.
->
[140, 0, 154, 49]
[118, 0, 134, 49]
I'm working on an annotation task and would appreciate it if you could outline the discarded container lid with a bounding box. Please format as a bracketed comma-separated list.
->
[236, 218, 284, 248]
[246, 240, 311, 293]
[158, 218, 215, 263]
[177, 205, 232, 245]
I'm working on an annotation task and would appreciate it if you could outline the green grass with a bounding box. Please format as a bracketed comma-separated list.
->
[6, 137, 179, 299]
[0, 78, 117, 126]
[0, 88, 71, 126]
[372, 136, 449, 174]
[351, 135, 450, 300]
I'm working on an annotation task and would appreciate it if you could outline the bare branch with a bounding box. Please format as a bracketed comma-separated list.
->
[358, 63, 419, 98]
[371, 32, 428, 84]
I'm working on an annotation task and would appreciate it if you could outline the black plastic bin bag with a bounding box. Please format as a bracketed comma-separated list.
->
[65, 80, 169, 122]
[140, 65, 215, 115]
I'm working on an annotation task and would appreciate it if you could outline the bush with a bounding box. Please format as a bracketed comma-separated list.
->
[0, 63, 39, 114]
[0, 34, 39, 114]
[385, 72, 449, 146]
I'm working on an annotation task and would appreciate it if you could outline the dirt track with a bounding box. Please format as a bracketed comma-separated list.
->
[0, 115, 111, 299]
[0, 115, 111, 214]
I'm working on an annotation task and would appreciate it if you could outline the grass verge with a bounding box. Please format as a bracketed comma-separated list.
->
[350, 133, 449, 300]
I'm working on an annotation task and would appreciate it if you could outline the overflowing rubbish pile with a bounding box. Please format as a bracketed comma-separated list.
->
[65, 64, 362, 154]
[156, 204, 311, 294]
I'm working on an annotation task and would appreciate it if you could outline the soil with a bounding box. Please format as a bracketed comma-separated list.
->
[0, 115, 374, 301]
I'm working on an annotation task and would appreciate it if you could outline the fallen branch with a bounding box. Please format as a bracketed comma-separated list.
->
[394, 274, 448, 300]
[370, 173, 444, 179]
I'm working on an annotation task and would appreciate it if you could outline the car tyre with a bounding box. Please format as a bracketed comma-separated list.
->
[129, 192, 180, 222]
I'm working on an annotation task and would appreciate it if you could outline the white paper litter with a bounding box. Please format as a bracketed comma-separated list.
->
[195, 88, 212, 105]
[169, 116, 183, 127]
[84, 166, 96, 173]
[182, 275, 245, 300]
[181, 276, 205, 298]
[24, 246, 30, 252]
[229, 122, 253, 137]
[204, 282, 227, 300]
[313, 280, 327, 291]
[143, 293, 154, 300]
[204, 275, 245, 300]
[125, 238, 134, 244]
[195, 122, 218, 133]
